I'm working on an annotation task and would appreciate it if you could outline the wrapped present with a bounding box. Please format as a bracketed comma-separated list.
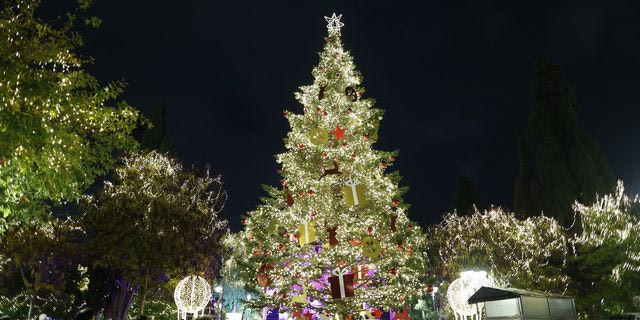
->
[265, 309, 279, 320]
[290, 284, 308, 304]
[329, 268, 354, 299]
[342, 182, 366, 207]
[351, 265, 369, 282]
[298, 220, 316, 245]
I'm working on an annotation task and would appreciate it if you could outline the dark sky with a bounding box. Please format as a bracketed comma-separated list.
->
[70, 0, 640, 230]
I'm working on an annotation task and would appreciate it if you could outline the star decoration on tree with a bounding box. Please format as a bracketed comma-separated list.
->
[331, 125, 346, 140]
[324, 13, 344, 35]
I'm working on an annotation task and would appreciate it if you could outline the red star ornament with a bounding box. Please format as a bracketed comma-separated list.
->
[331, 125, 345, 140]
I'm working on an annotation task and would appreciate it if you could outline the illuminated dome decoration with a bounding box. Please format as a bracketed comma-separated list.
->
[174, 275, 212, 319]
[447, 271, 493, 319]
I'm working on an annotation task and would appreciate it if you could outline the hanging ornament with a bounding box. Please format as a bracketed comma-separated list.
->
[290, 284, 308, 304]
[284, 111, 290, 119]
[351, 265, 369, 282]
[252, 241, 264, 256]
[327, 226, 339, 247]
[406, 247, 413, 254]
[329, 267, 355, 299]
[320, 160, 342, 180]
[379, 161, 388, 169]
[279, 243, 286, 252]
[309, 127, 329, 145]
[298, 220, 316, 245]
[349, 238, 362, 246]
[286, 189, 294, 207]
[257, 264, 273, 287]
[361, 236, 382, 258]
[392, 307, 410, 320]
[390, 213, 397, 232]
[342, 181, 367, 207]
[318, 85, 327, 100]
[331, 125, 346, 140]
[345, 86, 358, 102]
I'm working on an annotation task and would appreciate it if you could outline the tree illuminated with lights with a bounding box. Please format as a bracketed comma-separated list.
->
[226, 14, 430, 317]
[0, 0, 141, 230]
[429, 208, 570, 294]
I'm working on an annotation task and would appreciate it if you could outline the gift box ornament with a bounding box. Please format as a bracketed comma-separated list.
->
[351, 265, 369, 282]
[265, 309, 279, 320]
[329, 268, 354, 299]
[298, 220, 316, 245]
[342, 182, 367, 207]
[290, 284, 308, 304]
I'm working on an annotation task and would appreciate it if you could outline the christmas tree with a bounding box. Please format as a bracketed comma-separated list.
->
[227, 14, 430, 318]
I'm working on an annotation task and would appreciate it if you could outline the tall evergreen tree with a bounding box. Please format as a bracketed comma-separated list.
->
[226, 14, 429, 317]
[515, 58, 615, 226]
[452, 176, 485, 215]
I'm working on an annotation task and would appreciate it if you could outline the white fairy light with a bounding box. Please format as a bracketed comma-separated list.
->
[324, 13, 344, 35]
[174, 275, 212, 319]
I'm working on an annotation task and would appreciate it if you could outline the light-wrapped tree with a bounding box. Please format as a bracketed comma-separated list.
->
[429, 208, 570, 294]
[570, 181, 640, 317]
[82, 151, 227, 318]
[226, 14, 430, 318]
[0, 0, 141, 230]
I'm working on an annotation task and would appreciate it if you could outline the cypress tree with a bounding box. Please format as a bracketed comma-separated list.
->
[515, 57, 615, 226]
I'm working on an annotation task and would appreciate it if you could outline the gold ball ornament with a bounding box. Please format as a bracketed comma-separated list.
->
[309, 127, 329, 145]
[361, 236, 382, 258]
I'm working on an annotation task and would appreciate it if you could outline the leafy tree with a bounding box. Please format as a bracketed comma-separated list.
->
[428, 207, 570, 294]
[81, 151, 227, 317]
[0, 218, 84, 319]
[0, 0, 141, 230]
[228, 17, 430, 317]
[515, 58, 615, 226]
[569, 181, 640, 318]
[451, 176, 485, 215]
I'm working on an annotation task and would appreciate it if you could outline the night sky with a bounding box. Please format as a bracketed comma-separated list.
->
[68, 0, 640, 230]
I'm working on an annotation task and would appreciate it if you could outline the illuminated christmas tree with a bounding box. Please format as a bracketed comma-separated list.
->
[227, 14, 430, 318]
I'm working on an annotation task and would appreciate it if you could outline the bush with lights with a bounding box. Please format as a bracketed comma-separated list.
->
[225, 13, 430, 318]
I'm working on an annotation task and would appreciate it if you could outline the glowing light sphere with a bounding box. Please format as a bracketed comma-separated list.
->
[174, 275, 212, 317]
[446, 271, 493, 317]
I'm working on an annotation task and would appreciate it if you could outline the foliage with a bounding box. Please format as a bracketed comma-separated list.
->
[451, 176, 485, 215]
[81, 151, 227, 315]
[227, 23, 430, 316]
[0, 0, 141, 230]
[0, 217, 85, 318]
[569, 181, 640, 317]
[515, 57, 615, 226]
[428, 207, 570, 294]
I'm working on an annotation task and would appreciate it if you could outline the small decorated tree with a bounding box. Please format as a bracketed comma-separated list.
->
[227, 14, 430, 318]
[82, 151, 227, 318]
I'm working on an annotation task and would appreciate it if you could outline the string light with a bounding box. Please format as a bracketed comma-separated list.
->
[174, 275, 212, 319]
[446, 271, 492, 318]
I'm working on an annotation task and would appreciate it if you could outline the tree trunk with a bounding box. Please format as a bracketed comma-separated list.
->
[138, 272, 149, 316]
[27, 294, 34, 320]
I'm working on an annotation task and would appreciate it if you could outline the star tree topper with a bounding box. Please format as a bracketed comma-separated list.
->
[324, 13, 344, 35]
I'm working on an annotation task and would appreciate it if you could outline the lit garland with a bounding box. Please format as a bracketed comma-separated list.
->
[572, 181, 640, 283]
[429, 207, 571, 294]
[225, 14, 430, 317]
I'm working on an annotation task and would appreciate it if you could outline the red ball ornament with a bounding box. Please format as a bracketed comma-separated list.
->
[283, 111, 289, 118]
[257, 264, 274, 287]
[323, 111, 328, 116]
[406, 247, 414, 254]
[367, 226, 373, 234]
[351, 153, 356, 159]
[363, 134, 370, 141]
[298, 144, 305, 150]
[427, 284, 434, 293]
[379, 161, 388, 169]
[347, 108, 353, 113]
[241, 219, 247, 225]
